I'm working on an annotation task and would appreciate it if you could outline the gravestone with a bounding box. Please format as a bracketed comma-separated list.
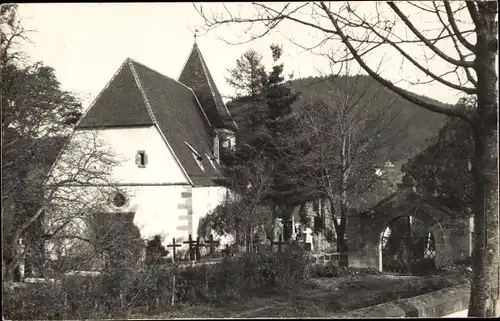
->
[304, 227, 314, 252]
[272, 218, 284, 252]
[204, 235, 220, 257]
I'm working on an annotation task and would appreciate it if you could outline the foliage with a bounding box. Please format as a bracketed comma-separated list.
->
[403, 97, 475, 212]
[1, 5, 82, 280]
[198, 199, 243, 239]
[437, 256, 473, 278]
[145, 235, 169, 266]
[308, 265, 381, 278]
[3, 250, 308, 320]
[214, 44, 301, 249]
[91, 212, 145, 269]
[196, 2, 499, 316]
[225, 49, 268, 98]
[1, 5, 122, 281]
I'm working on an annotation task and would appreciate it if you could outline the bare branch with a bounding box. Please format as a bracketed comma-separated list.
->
[319, 2, 471, 122]
[387, 2, 474, 68]
[443, 0, 476, 52]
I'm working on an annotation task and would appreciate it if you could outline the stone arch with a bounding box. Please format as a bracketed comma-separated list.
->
[346, 186, 464, 272]
[376, 213, 448, 273]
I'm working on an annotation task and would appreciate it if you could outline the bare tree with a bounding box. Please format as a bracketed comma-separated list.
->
[289, 71, 403, 253]
[0, 3, 31, 67]
[194, 2, 498, 315]
[1, 5, 124, 280]
[215, 151, 275, 251]
[3, 129, 123, 281]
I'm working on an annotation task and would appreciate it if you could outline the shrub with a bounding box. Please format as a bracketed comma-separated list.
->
[3, 249, 309, 320]
[308, 265, 381, 278]
[438, 256, 472, 277]
[3, 283, 66, 320]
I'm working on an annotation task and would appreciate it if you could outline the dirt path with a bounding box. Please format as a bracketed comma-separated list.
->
[148, 274, 466, 318]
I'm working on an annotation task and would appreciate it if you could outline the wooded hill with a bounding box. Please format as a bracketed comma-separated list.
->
[228, 75, 450, 164]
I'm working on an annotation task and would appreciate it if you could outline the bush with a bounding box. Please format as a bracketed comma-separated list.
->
[3, 283, 66, 320]
[438, 256, 472, 277]
[3, 250, 309, 320]
[308, 265, 381, 278]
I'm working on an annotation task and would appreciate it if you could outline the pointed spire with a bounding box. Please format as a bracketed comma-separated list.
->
[178, 42, 237, 131]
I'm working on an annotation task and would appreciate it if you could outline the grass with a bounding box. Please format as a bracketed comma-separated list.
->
[133, 273, 469, 318]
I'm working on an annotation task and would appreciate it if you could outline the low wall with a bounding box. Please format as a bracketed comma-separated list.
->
[308, 252, 341, 266]
[338, 283, 470, 318]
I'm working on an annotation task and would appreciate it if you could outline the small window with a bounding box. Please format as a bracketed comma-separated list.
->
[136, 150, 148, 168]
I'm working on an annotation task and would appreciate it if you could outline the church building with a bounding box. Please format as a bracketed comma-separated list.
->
[45, 41, 237, 253]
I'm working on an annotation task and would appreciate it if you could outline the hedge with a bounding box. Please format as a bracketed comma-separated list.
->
[3, 250, 308, 320]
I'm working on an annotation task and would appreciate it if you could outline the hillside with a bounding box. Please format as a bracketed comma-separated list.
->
[227, 75, 449, 163]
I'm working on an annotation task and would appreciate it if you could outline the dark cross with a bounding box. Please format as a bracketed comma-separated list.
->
[167, 238, 182, 263]
[271, 240, 287, 252]
[183, 235, 205, 261]
[204, 234, 220, 257]
[183, 234, 197, 261]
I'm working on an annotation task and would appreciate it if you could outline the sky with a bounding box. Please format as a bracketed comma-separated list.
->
[16, 2, 471, 110]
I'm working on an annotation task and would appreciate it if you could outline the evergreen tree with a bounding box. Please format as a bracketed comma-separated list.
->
[225, 49, 268, 98]
[213, 44, 302, 250]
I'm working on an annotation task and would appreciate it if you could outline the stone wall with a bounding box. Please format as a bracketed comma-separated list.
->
[338, 283, 470, 318]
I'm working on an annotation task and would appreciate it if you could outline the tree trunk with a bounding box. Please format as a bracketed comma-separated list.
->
[468, 4, 499, 316]
[469, 121, 499, 316]
[249, 226, 254, 253]
[3, 260, 16, 282]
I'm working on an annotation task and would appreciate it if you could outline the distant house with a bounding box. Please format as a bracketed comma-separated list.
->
[45, 41, 237, 255]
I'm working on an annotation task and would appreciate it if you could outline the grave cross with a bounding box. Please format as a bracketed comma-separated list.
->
[183, 234, 197, 261]
[183, 235, 204, 261]
[271, 240, 287, 253]
[167, 238, 182, 263]
[204, 235, 220, 257]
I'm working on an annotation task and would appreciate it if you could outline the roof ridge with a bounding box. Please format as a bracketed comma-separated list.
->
[129, 58, 190, 92]
[130, 58, 214, 130]
[193, 45, 238, 130]
[128, 60, 157, 124]
[177, 45, 196, 81]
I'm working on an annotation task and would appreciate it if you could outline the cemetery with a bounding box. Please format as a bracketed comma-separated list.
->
[3, 2, 497, 319]
[3, 179, 474, 319]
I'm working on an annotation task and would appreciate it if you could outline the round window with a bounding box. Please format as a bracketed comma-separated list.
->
[112, 192, 127, 207]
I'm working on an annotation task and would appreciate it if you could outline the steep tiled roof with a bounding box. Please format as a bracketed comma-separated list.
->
[76, 60, 154, 128]
[178, 43, 237, 131]
[76, 58, 221, 186]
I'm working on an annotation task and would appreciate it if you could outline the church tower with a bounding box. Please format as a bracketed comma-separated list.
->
[178, 41, 237, 161]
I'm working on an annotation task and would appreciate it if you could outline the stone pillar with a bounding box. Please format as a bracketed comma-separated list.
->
[347, 215, 364, 268]
[432, 228, 452, 267]
[447, 217, 473, 262]
[347, 215, 380, 270]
